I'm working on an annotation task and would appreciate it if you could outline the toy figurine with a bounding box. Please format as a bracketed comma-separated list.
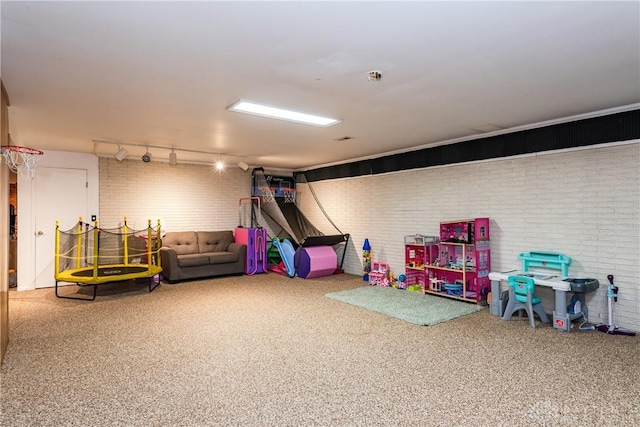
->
[397, 273, 407, 289]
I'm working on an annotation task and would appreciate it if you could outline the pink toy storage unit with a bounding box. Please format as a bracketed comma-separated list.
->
[235, 227, 267, 275]
[235, 197, 267, 275]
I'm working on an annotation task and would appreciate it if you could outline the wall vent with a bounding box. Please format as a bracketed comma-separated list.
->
[304, 109, 640, 182]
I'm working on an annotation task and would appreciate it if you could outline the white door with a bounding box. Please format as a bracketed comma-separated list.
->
[34, 167, 88, 289]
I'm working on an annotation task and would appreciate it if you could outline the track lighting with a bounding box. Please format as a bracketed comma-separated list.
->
[93, 139, 245, 166]
[114, 147, 128, 161]
[142, 149, 152, 163]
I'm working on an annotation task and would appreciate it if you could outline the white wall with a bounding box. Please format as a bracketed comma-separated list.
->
[297, 141, 640, 331]
[17, 151, 99, 290]
[98, 158, 252, 231]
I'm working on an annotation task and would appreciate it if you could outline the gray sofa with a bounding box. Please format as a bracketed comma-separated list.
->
[159, 231, 246, 283]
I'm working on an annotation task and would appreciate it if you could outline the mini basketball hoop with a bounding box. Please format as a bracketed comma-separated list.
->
[2, 145, 43, 180]
[261, 186, 275, 204]
[283, 188, 296, 203]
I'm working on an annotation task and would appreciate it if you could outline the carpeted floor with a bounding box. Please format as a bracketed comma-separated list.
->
[1, 273, 639, 426]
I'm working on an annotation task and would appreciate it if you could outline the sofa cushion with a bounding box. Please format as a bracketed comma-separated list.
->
[197, 231, 234, 253]
[177, 253, 211, 268]
[163, 231, 199, 255]
[207, 252, 239, 265]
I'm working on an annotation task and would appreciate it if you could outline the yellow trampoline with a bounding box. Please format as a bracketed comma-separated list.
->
[55, 217, 163, 300]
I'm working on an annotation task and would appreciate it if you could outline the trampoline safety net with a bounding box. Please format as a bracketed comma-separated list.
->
[55, 219, 162, 277]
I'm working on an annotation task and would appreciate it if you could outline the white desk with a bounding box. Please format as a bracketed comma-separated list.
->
[489, 270, 578, 332]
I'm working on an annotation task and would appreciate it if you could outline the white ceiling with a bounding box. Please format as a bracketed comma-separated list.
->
[2, 1, 639, 170]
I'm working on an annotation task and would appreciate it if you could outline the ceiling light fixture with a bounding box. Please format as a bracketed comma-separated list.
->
[92, 139, 247, 166]
[114, 146, 128, 161]
[227, 100, 341, 127]
[142, 149, 152, 163]
[215, 160, 225, 171]
[169, 149, 177, 166]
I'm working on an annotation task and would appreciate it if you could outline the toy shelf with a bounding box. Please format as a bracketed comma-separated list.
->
[423, 218, 491, 304]
[404, 234, 438, 290]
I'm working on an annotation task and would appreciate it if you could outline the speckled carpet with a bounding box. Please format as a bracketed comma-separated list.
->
[1, 273, 639, 426]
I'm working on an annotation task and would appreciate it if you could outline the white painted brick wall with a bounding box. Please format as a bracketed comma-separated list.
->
[99, 158, 251, 232]
[297, 142, 640, 331]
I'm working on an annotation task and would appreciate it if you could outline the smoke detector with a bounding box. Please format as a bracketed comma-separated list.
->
[367, 70, 382, 81]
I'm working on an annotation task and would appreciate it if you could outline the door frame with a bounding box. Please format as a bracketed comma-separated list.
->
[34, 166, 89, 289]
[17, 151, 99, 291]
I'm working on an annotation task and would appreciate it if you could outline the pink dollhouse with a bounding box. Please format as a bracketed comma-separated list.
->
[368, 262, 390, 286]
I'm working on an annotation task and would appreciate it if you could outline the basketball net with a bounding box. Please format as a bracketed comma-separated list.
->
[2, 145, 43, 180]
[283, 189, 296, 204]
[261, 186, 275, 204]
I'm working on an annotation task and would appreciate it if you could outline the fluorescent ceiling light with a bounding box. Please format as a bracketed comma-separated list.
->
[228, 100, 341, 127]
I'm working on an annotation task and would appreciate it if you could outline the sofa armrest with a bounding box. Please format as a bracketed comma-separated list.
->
[159, 246, 179, 282]
[227, 242, 244, 254]
[228, 243, 247, 268]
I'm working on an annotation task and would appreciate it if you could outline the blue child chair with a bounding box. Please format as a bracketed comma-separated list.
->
[501, 275, 550, 328]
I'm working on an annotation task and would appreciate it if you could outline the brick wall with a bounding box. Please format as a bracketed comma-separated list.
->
[297, 142, 640, 331]
[99, 158, 251, 232]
